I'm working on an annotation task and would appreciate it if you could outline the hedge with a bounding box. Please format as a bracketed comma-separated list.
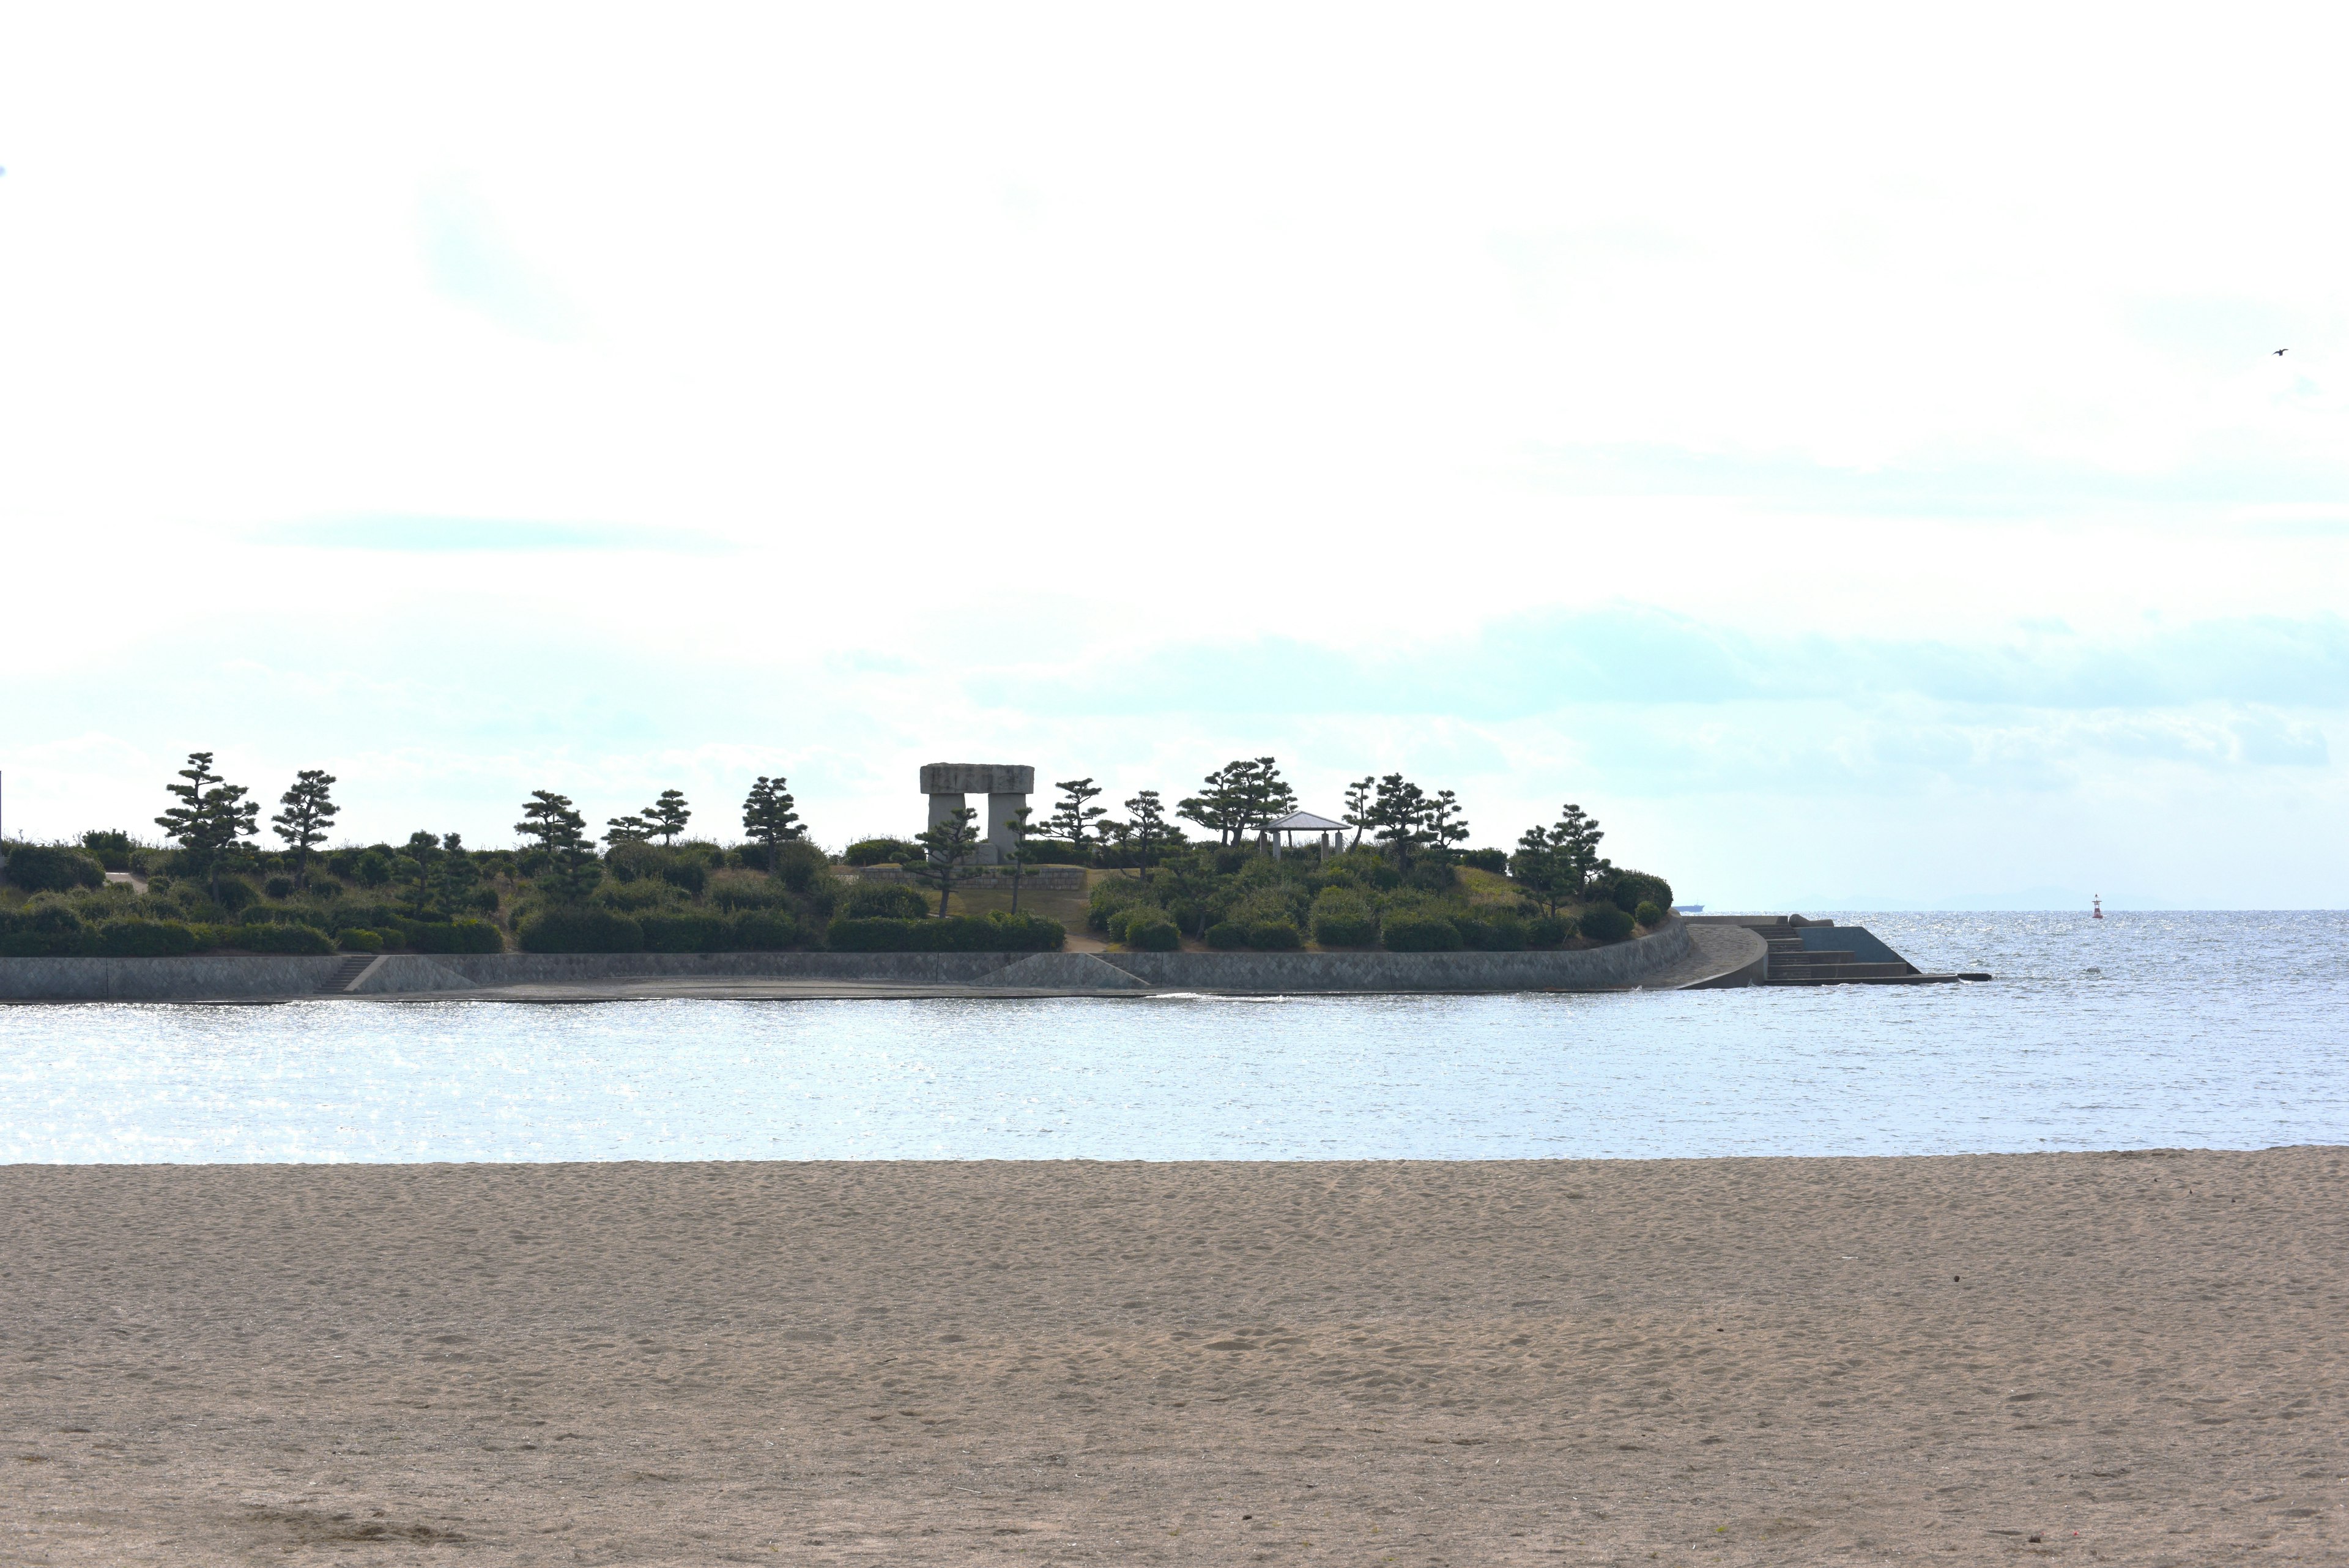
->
[408, 920, 506, 954]
[640, 913, 732, 954]
[1123, 914, 1181, 951]
[87, 919, 199, 957]
[844, 838, 923, 866]
[1579, 904, 1634, 943]
[1247, 920, 1302, 950]
[227, 923, 336, 956]
[1526, 913, 1573, 947]
[1, 844, 105, 893]
[1310, 908, 1378, 947]
[824, 912, 1064, 953]
[730, 911, 799, 951]
[1204, 921, 1248, 950]
[518, 907, 645, 954]
[1381, 914, 1463, 952]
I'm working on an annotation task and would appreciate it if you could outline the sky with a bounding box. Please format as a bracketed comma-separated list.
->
[2, 3, 2345, 908]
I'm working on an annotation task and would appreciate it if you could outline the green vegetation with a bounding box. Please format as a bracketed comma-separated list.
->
[1, 750, 1672, 960]
[825, 910, 1064, 953]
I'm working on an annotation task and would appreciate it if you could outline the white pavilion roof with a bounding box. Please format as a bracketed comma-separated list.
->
[1266, 811, 1348, 834]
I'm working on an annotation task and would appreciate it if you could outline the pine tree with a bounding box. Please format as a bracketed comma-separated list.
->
[1044, 778, 1107, 853]
[1369, 773, 1431, 866]
[645, 789, 692, 845]
[1425, 789, 1470, 861]
[1124, 789, 1173, 871]
[740, 776, 804, 875]
[1000, 805, 1041, 913]
[155, 751, 259, 899]
[514, 790, 597, 902]
[269, 769, 339, 887]
[1342, 775, 1376, 849]
[907, 805, 981, 916]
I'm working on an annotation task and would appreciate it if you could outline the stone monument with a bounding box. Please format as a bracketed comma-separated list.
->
[919, 763, 1034, 866]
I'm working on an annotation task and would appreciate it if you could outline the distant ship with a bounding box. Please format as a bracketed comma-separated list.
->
[1672, 904, 1705, 913]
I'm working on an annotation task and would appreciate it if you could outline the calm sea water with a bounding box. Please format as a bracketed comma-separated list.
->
[2, 912, 2342, 1163]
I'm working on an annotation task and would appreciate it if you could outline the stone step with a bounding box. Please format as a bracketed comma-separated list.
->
[319, 954, 376, 994]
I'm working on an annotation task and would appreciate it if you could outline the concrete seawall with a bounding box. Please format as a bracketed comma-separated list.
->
[0, 922, 1693, 1001]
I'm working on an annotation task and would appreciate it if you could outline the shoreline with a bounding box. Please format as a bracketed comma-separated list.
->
[6, 1150, 2340, 1562]
[0, 918, 1770, 1001]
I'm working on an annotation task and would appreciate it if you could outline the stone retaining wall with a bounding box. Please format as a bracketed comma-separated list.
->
[1100, 921, 1690, 992]
[0, 956, 346, 1001]
[0, 922, 1691, 999]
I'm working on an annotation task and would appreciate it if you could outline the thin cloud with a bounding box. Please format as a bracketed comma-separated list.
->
[251, 514, 736, 554]
[416, 175, 583, 341]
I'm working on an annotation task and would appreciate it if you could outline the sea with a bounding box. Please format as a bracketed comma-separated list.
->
[2, 911, 2342, 1163]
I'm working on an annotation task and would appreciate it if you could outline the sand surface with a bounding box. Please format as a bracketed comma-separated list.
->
[3, 1152, 2343, 1565]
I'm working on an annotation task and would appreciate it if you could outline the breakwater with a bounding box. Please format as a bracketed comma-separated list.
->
[0, 920, 1694, 1000]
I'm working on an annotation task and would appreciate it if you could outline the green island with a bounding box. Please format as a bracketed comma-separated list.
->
[0, 754, 1671, 960]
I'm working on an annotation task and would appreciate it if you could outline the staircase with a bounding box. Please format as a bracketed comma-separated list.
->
[317, 954, 377, 994]
[1682, 915, 1979, 985]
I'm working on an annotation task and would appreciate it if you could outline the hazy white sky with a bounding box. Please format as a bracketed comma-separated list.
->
[3, 3, 2345, 906]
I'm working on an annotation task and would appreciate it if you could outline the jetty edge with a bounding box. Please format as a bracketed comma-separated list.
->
[3, 919, 1710, 1001]
[0, 915, 1984, 1001]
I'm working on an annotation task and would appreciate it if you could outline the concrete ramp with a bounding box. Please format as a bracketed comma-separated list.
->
[349, 956, 480, 995]
[982, 953, 1151, 991]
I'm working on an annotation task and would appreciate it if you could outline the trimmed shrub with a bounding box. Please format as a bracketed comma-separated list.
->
[353, 850, 393, 887]
[0, 902, 88, 956]
[730, 910, 798, 951]
[987, 910, 1064, 951]
[230, 923, 335, 956]
[1124, 914, 1181, 951]
[1403, 861, 1457, 893]
[845, 838, 923, 867]
[841, 882, 930, 920]
[213, 879, 259, 914]
[1309, 889, 1378, 948]
[1634, 901, 1665, 928]
[1579, 904, 1634, 943]
[711, 878, 790, 913]
[1087, 877, 1156, 932]
[659, 860, 708, 896]
[1246, 920, 1302, 950]
[1381, 914, 1463, 952]
[1204, 921, 1249, 950]
[80, 830, 136, 871]
[89, 919, 199, 957]
[336, 927, 385, 952]
[604, 840, 662, 883]
[640, 913, 731, 954]
[409, 920, 505, 954]
[518, 907, 645, 953]
[824, 912, 1063, 953]
[264, 875, 296, 899]
[1458, 847, 1509, 874]
[1465, 914, 1527, 951]
[771, 841, 831, 893]
[596, 878, 676, 912]
[1526, 913, 1572, 947]
[1312, 908, 1378, 946]
[1597, 869, 1674, 916]
[3, 844, 105, 893]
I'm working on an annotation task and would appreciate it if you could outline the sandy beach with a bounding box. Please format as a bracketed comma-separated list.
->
[3, 1151, 2342, 1565]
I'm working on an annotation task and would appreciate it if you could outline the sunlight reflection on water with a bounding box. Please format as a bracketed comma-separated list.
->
[3, 912, 2343, 1162]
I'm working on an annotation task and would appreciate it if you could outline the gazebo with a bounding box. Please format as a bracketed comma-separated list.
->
[1264, 809, 1349, 860]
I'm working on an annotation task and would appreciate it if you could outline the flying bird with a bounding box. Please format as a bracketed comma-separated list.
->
[2274, 348, 2288, 355]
